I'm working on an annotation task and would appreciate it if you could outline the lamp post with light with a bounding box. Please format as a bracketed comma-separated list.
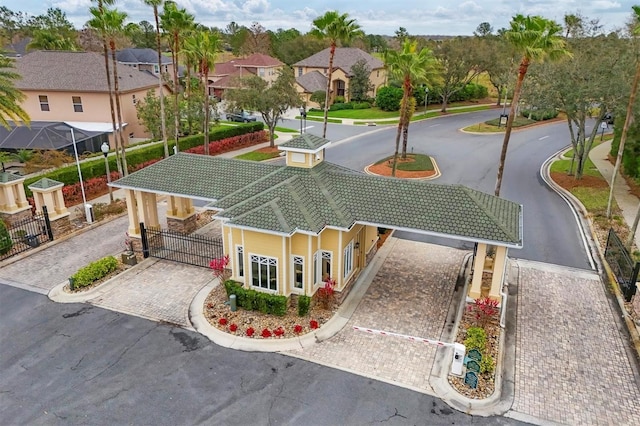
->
[101, 141, 114, 203]
[62, 126, 92, 223]
[299, 106, 307, 134]
[424, 86, 429, 115]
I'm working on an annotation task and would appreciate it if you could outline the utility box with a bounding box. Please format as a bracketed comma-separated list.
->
[84, 204, 94, 224]
[451, 343, 466, 376]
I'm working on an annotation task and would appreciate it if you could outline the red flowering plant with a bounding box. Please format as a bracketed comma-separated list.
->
[467, 297, 499, 330]
[309, 320, 319, 329]
[246, 327, 255, 337]
[273, 327, 285, 337]
[209, 255, 230, 280]
[261, 328, 272, 338]
[218, 318, 228, 326]
[229, 323, 238, 332]
[293, 324, 303, 334]
[315, 277, 336, 309]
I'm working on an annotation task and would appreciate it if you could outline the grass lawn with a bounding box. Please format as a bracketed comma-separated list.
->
[375, 153, 434, 171]
[304, 116, 342, 124]
[462, 116, 537, 133]
[274, 126, 299, 133]
[235, 149, 281, 161]
[549, 157, 602, 178]
[307, 108, 399, 119]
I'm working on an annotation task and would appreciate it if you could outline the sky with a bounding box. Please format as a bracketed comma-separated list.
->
[6, 0, 638, 36]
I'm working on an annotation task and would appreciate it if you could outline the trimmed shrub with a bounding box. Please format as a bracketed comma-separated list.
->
[464, 326, 487, 352]
[0, 220, 12, 255]
[70, 256, 118, 289]
[520, 108, 558, 121]
[298, 295, 311, 316]
[224, 280, 288, 316]
[352, 102, 371, 110]
[329, 102, 353, 111]
[22, 122, 264, 197]
[333, 96, 345, 104]
[375, 86, 403, 111]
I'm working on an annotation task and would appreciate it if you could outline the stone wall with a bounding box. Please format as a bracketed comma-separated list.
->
[0, 209, 32, 226]
[167, 215, 197, 234]
[50, 216, 72, 238]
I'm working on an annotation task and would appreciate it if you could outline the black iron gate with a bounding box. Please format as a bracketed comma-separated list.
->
[139, 222, 223, 269]
[604, 228, 639, 302]
[0, 206, 54, 261]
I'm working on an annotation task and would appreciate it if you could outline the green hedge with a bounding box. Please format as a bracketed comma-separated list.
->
[70, 256, 118, 289]
[0, 220, 12, 255]
[224, 280, 288, 316]
[298, 295, 311, 316]
[520, 108, 559, 121]
[23, 122, 264, 197]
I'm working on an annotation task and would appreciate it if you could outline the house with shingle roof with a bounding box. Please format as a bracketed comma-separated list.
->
[12, 50, 171, 147]
[210, 53, 284, 99]
[111, 134, 522, 302]
[293, 48, 386, 107]
[116, 48, 172, 76]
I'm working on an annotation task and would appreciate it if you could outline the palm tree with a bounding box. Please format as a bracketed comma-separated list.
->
[384, 39, 439, 176]
[89, 6, 129, 175]
[608, 6, 640, 224]
[143, 0, 169, 158]
[0, 53, 30, 130]
[310, 11, 363, 138]
[183, 30, 222, 155]
[26, 29, 78, 51]
[563, 13, 583, 38]
[494, 14, 570, 196]
[161, 1, 195, 152]
[89, 0, 122, 176]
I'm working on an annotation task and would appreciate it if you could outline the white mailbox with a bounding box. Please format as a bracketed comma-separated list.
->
[451, 343, 466, 376]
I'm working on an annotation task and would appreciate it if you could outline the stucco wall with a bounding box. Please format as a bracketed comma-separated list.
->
[20, 85, 169, 142]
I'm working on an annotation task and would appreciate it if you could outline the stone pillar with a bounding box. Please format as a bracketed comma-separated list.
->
[0, 173, 31, 225]
[125, 189, 141, 237]
[166, 195, 197, 234]
[28, 178, 69, 220]
[469, 243, 487, 300]
[489, 246, 508, 301]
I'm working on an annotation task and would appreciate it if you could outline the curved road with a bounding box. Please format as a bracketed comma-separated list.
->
[321, 110, 592, 270]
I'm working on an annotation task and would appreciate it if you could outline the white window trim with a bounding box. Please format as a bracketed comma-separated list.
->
[343, 240, 354, 280]
[291, 255, 304, 294]
[236, 245, 244, 279]
[313, 250, 332, 289]
[249, 253, 278, 293]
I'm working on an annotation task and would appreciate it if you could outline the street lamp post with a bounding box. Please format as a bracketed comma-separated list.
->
[67, 127, 92, 223]
[424, 87, 429, 115]
[101, 141, 114, 203]
[299, 106, 307, 134]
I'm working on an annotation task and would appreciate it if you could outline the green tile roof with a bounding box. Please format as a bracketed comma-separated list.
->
[111, 153, 523, 246]
[0, 172, 23, 184]
[279, 134, 330, 152]
[28, 177, 63, 189]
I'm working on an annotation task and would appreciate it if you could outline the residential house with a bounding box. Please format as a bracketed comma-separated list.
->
[293, 48, 386, 107]
[210, 53, 284, 99]
[116, 48, 172, 76]
[13, 50, 171, 148]
[111, 134, 522, 302]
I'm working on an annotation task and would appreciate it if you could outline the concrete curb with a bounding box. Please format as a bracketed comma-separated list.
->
[429, 253, 516, 416]
[363, 156, 441, 180]
[459, 117, 566, 135]
[188, 233, 399, 353]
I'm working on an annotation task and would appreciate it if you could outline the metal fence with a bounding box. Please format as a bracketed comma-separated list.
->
[0, 206, 53, 261]
[140, 222, 223, 269]
[604, 228, 639, 302]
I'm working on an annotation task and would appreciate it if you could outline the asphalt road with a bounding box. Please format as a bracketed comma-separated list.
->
[0, 286, 527, 426]
[323, 110, 592, 270]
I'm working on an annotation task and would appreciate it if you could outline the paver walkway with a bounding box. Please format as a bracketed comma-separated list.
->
[286, 238, 466, 393]
[0, 216, 127, 293]
[508, 260, 640, 426]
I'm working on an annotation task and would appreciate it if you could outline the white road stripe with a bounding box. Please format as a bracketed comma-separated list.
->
[429, 124, 440, 127]
[539, 136, 549, 140]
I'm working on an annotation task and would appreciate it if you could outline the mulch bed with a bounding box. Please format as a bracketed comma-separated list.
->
[550, 172, 608, 190]
[367, 157, 436, 179]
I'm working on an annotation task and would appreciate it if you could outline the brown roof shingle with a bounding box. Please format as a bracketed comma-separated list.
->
[14, 50, 161, 93]
[293, 48, 384, 75]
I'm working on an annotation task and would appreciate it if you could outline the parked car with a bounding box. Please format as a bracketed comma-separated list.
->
[227, 111, 257, 122]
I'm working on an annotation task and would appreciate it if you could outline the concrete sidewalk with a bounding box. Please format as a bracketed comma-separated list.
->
[589, 140, 640, 249]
